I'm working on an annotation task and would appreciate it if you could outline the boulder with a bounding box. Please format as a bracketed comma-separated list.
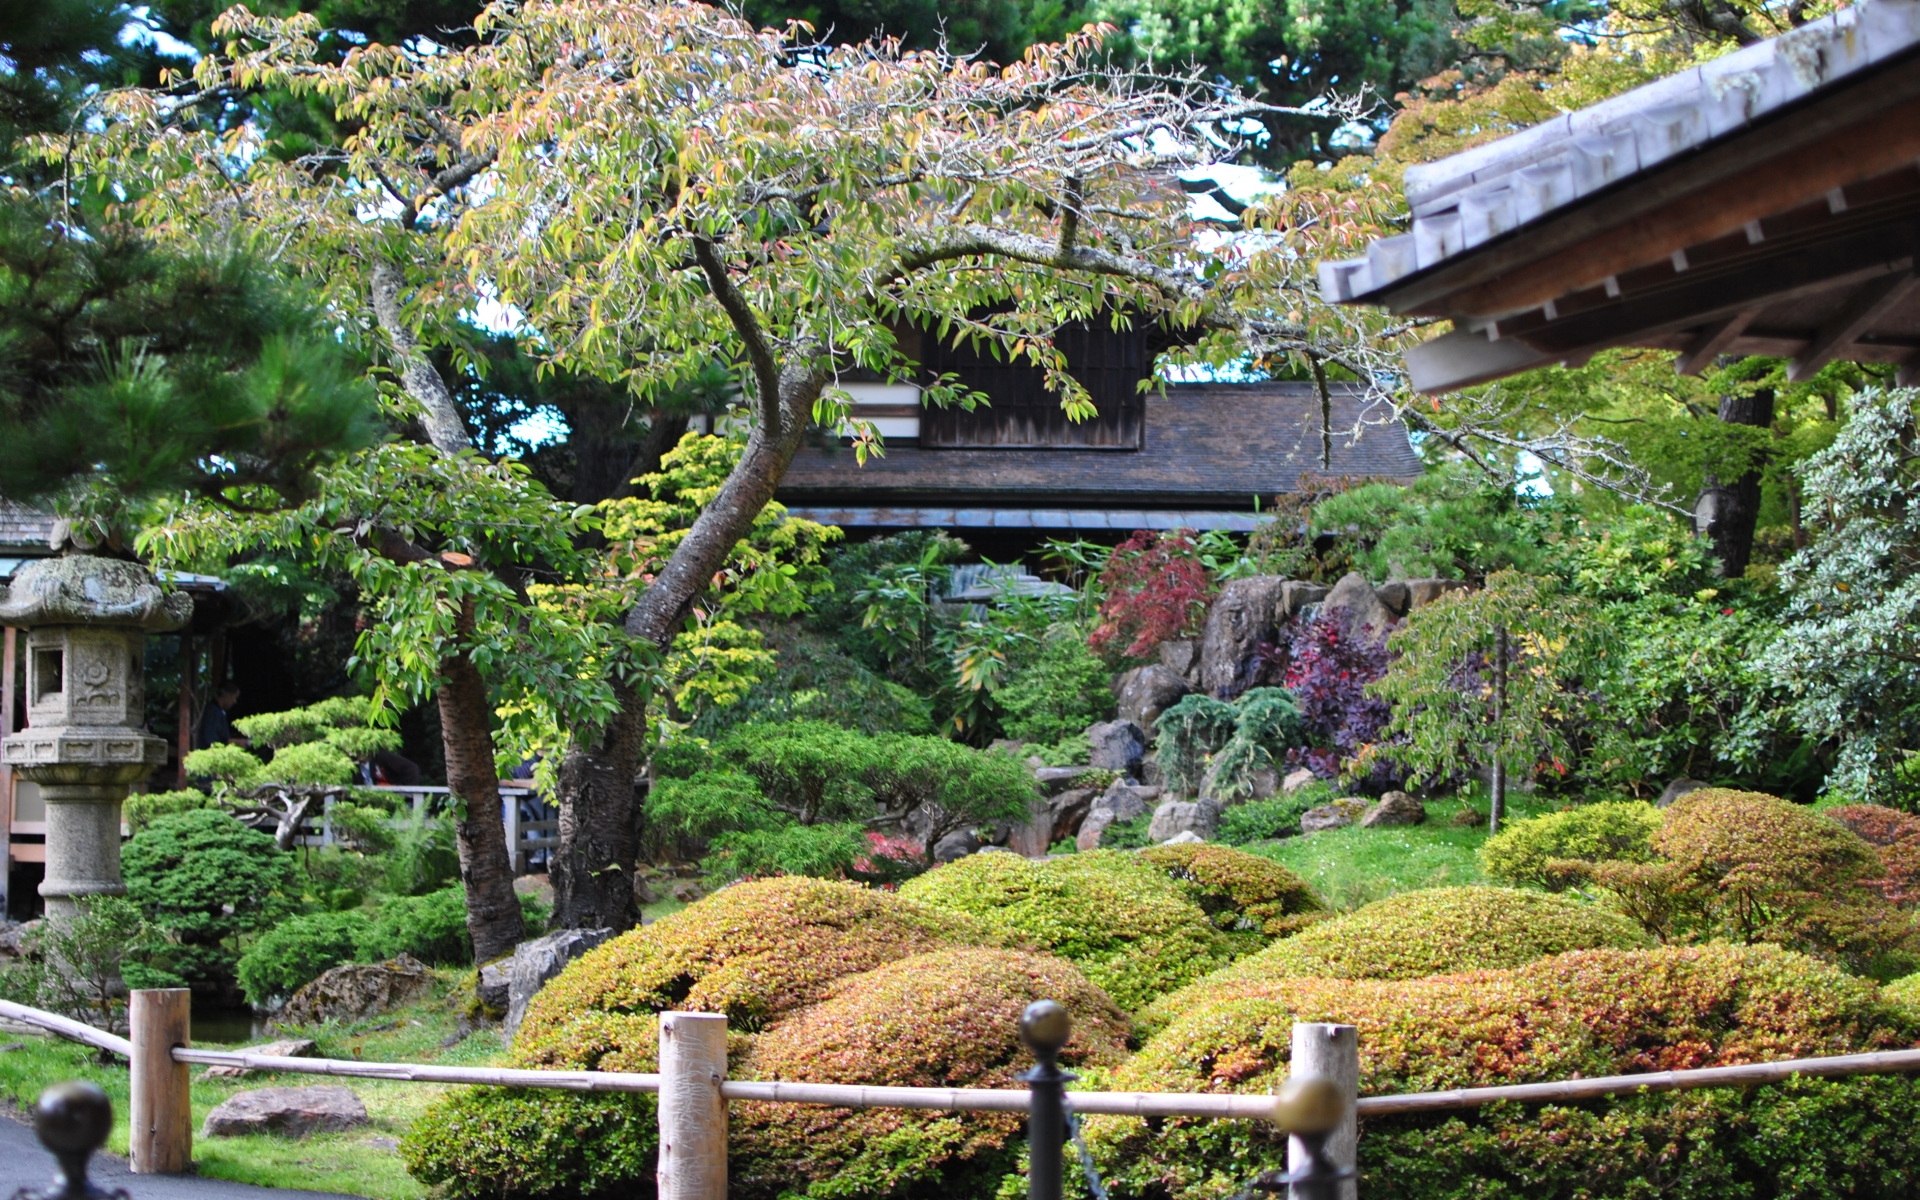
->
[1158, 638, 1200, 681]
[1007, 797, 1054, 857]
[199, 1038, 318, 1080]
[1034, 766, 1094, 796]
[1280, 767, 1319, 796]
[504, 928, 616, 1042]
[1375, 580, 1412, 617]
[1300, 797, 1370, 834]
[1199, 576, 1290, 697]
[932, 828, 981, 862]
[1320, 572, 1398, 640]
[1114, 665, 1190, 732]
[1204, 760, 1279, 805]
[202, 1086, 367, 1139]
[1657, 777, 1712, 808]
[1160, 830, 1206, 846]
[1075, 779, 1161, 851]
[1148, 798, 1221, 843]
[1046, 788, 1097, 845]
[477, 960, 511, 1013]
[1281, 580, 1331, 617]
[1406, 578, 1470, 610]
[1086, 720, 1147, 773]
[1361, 790, 1427, 828]
[277, 955, 434, 1027]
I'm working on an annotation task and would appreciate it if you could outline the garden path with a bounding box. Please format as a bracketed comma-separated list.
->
[0, 1113, 369, 1199]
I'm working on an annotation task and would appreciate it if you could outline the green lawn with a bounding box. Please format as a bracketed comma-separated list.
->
[1247, 791, 1559, 910]
[0, 970, 501, 1200]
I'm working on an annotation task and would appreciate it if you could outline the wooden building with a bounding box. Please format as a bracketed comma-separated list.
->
[1318, 0, 1920, 391]
[774, 321, 1423, 556]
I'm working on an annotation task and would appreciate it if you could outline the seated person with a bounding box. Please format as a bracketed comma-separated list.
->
[197, 684, 244, 748]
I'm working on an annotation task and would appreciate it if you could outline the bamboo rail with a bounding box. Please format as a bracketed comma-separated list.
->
[9, 999, 1920, 1120]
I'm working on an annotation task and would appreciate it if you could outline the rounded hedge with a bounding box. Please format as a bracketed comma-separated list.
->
[1135, 843, 1326, 946]
[1090, 944, 1920, 1200]
[1477, 800, 1661, 890]
[897, 849, 1232, 1011]
[731, 947, 1128, 1200]
[516, 876, 981, 1063]
[1828, 804, 1920, 906]
[1139, 887, 1651, 1035]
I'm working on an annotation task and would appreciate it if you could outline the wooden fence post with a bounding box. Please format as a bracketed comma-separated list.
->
[129, 988, 192, 1174]
[1289, 1022, 1358, 1200]
[657, 1011, 728, 1200]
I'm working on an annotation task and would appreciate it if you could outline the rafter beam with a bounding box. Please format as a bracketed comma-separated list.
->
[1788, 270, 1920, 381]
[1674, 310, 1758, 375]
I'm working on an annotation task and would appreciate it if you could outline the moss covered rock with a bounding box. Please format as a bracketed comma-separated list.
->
[1092, 944, 1920, 1200]
[1139, 887, 1650, 1034]
[897, 849, 1231, 1010]
[732, 947, 1127, 1200]
[1136, 842, 1325, 946]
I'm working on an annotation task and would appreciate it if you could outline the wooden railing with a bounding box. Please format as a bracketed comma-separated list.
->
[290, 783, 558, 875]
[6, 994, 1920, 1200]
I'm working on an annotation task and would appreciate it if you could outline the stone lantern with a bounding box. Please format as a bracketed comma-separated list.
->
[0, 555, 192, 920]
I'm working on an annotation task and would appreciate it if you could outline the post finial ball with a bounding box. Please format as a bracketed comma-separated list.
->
[35, 1079, 112, 1156]
[1020, 1000, 1071, 1056]
[1270, 1075, 1345, 1136]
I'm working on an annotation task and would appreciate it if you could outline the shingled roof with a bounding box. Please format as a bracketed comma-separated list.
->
[0, 500, 54, 553]
[776, 382, 1421, 530]
[1320, 0, 1920, 392]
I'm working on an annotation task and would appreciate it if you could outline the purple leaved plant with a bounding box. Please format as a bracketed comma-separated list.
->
[1282, 610, 1403, 790]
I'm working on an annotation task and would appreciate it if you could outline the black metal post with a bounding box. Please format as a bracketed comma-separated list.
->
[1247, 1076, 1354, 1200]
[1020, 999, 1074, 1200]
[11, 1080, 128, 1200]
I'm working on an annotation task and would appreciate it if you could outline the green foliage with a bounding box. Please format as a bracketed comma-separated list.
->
[1218, 792, 1329, 845]
[233, 707, 327, 748]
[1479, 801, 1663, 890]
[360, 885, 534, 967]
[123, 788, 212, 834]
[261, 740, 355, 786]
[323, 725, 404, 761]
[182, 743, 265, 789]
[9, 897, 165, 1029]
[401, 1089, 656, 1200]
[122, 809, 302, 987]
[898, 850, 1233, 1011]
[1136, 843, 1326, 944]
[1762, 388, 1920, 804]
[1093, 944, 1920, 1200]
[1098, 813, 1156, 851]
[1154, 694, 1241, 796]
[732, 948, 1129, 1200]
[236, 910, 369, 1007]
[702, 823, 873, 883]
[1309, 470, 1563, 583]
[381, 818, 462, 896]
[1373, 570, 1597, 790]
[994, 628, 1115, 745]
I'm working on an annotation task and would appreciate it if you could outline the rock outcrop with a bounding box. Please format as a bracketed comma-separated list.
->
[1198, 576, 1289, 697]
[202, 1086, 367, 1138]
[1076, 780, 1160, 850]
[1148, 798, 1221, 843]
[1114, 664, 1190, 732]
[1086, 720, 1147, 773]
[1361, 790, 1427, 827]
[277, 955, 434, 1026]
[199, 1038, 318, 1080]
[505, 928, 616, 1041]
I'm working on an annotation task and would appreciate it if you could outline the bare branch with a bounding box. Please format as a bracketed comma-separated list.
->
[692, 236, 784, 436]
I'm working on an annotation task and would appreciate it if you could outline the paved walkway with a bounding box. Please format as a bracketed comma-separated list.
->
[0, 1113, 367, 1199]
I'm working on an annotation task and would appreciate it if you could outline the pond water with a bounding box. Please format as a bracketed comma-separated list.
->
[192, 1007, 269, 1046]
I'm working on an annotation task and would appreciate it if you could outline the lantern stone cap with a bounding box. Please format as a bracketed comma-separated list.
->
[0, 553, 192, 632]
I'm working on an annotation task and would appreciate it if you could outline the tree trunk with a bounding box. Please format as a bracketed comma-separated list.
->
[548, 372, 818, 930]
[438, 610, 526, 966]
[1701, 389, 1775, 578]
[1489, 625, 1508, 835]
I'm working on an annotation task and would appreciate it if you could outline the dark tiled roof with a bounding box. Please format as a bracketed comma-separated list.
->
[0, 500, 55, 551]
[776, 382, 1422, 509]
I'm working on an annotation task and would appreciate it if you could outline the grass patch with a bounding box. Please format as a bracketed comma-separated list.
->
[0, 969, 505, 1200]
[1246, 792, 1557, 910]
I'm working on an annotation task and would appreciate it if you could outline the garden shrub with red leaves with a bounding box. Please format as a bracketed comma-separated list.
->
[1582, 789, 1920, 976]
[1281, 610, 1395, 785]
[731, 947, 1127, 1199]
[1827, 804, 1920, 906]
[1136, 886, 1650, 1036]
[1088, 529, 1213, 658]
[1089, 943, 1920, 1200]
[1136, 842, 1326, 946]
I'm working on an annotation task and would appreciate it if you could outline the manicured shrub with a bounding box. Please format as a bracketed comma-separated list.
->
[1216, 794, 1321, 845]
[1828, 804, 1920, 906]
[1140, 887, 1650, 1035]
[261, 740, 356, 785]
[1885, 970, 1920, 1021]
[1587, 789, 1918, 975]
[122, 809, 301, 987]
[236, 910, 370, 1007]
[1136, 843, 1324, 947]
[995, 628, 1116, 745]
[516, 876, 981, 1060]
[731, 948, 1129, 1200]
[123, 788, 212, 834]
[1088, 528, 1213, 658]
[1478, 800, 1662, 890]
[898, 850, 1231, 1011]
[400, 1089, 655, 1199]
[361, 885, 478, 966]
[1090, 944, 1920, 1200]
